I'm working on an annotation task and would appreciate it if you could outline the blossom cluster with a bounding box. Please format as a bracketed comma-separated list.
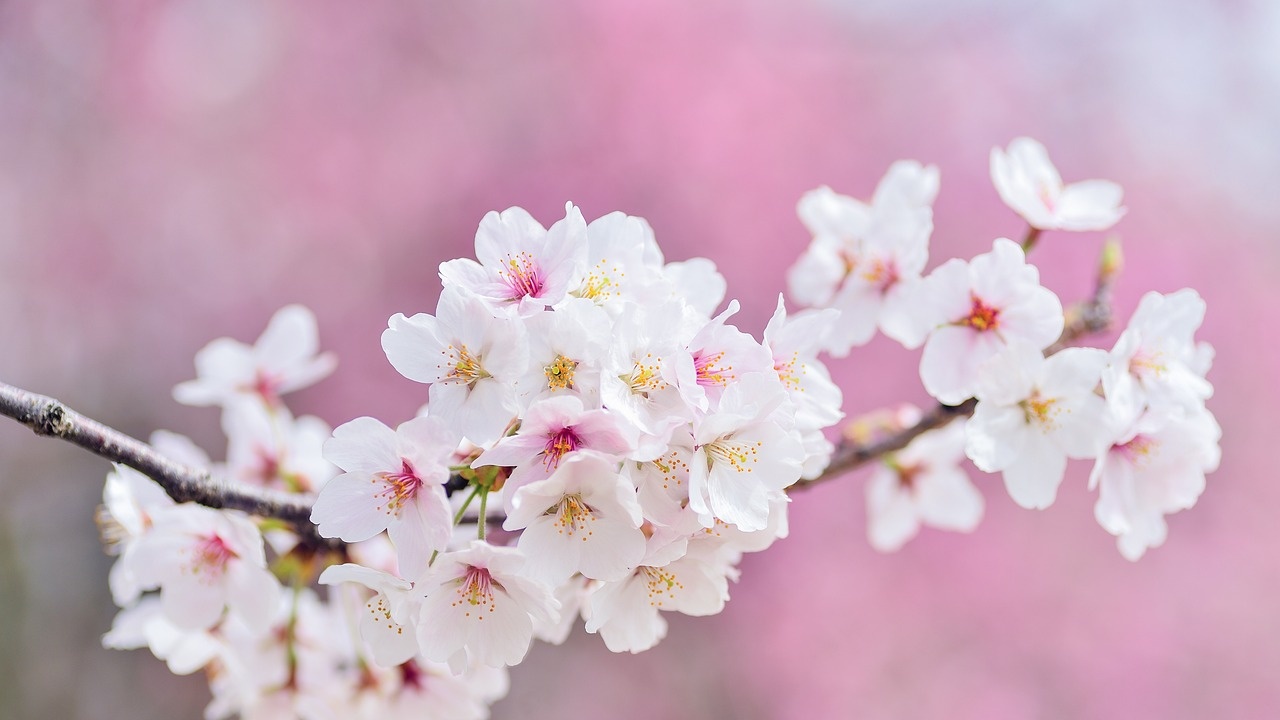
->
[95, 137, 1220, 719]
[789, 138, 1219, 557]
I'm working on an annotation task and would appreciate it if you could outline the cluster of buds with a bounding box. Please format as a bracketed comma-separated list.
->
[94, 137, 1219, 719]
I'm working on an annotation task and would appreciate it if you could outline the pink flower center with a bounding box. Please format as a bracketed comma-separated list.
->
[191, 534, 236, 577]
[499, 252, 545, 301]
[861, 256, 900, 293]
[694, 349, 734, 388]
[960, 294, 1001, 332]
[1116, 434, 1159, 466]
[240, 370, 283, 405]
[452, 566, 498, 618]
[375, 460, 423, 515]
[542, 428, 581, 470]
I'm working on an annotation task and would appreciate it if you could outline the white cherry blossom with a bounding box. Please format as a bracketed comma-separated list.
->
[583, 534, 731, 654]
[311, 416, 459, 573]
[687, 373, 804, 532]
[865, 417, 983, 552]
[382, 286, 527, 445]
[514, 298, 611, 409]
[991, 137, 1125, 231]
[126, 504, 281, 633]
[1091, 405, 1221, 560]
[503, 453, 646, 584]
[439, 203, 588, 316]
[965, 343, 1112, 510]
[1104, 289, 1213, 423]
[788, 161, 939, 352]
[222, 399, 335, 493]
[319, 563, 421, 668]
[416, 541, 559, 672]
[915, 238, 1064, 405]
[173, 304, 337, 408]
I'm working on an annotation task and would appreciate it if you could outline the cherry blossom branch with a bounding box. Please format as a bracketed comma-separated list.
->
[0, 382, 340, 551]
[790, 238, 1120, 493]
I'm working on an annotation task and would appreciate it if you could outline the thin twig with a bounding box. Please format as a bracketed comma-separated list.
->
[0, 383, 340, 550]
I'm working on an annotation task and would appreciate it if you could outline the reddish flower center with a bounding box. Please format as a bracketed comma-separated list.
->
[542, 428, 581, 470]
[192, 534, 236, 576]
[499, 252, 545, 300]
[376, 460, 423, 515]
[961, 294, 1001, 332]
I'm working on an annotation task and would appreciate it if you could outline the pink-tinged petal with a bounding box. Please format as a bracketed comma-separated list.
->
[225, 562, 281, 633]
[459, 380, 519, 446]
[474, 207, 546, 269]
[920, 326, 992, 405]
[439, 257, 502, 297]
[255, 305, 321, 370]
[1056, 180, 1125, 231]
[515, 517, 581, 584]
[796, 186, 871, 239]
[915, 467, 984, 532]
[919, 258, 973, 327]
[324, 417, 399, 475]
[473, 432, 548, 470]
[359, 597, 419, 668]
[998, 285, 1065, 350]
[1056, 393, 1113, 459]
[396, 416, 460, 483]
[965, 403, 1030, 472]
[865, 471, 919, 552]
[823, 281, 882, 355]
[160, 575, 226, 631]
[972, 343, 1041, 406]
[585, 574, 668, 654]
[382, 313, 447, 384]
[576, 519, 647, 583]
[310, 473, 393, 541]
[387, 500, 438, 575]
[1001, 433, 1068, 510]
[173, 338, 255, 405]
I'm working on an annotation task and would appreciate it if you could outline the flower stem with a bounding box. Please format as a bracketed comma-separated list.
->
[477, 489, 489, 541]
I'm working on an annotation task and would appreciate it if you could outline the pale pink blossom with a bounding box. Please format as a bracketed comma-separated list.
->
[865, 417, 983, 552]
[503, 453, 647, 584]
[173, 304, 336, 408]
[966, 344, 1112, 509]
[416, 541, 559, 672]
[382, 287, 527, 445]
[319, 563, 421, 668]
[126, 504, 281, 633]
[439, 203, 587, 316]
[914, 238, 1064, 405]
[1091, 406, 1221, 560]
[311, 416, 459, 573]
[991, 137, 1125, 231]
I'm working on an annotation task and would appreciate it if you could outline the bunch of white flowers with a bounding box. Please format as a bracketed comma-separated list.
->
[94, 137, 1219, 719]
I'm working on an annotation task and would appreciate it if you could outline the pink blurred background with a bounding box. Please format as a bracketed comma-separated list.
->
[1, 1, 1277, 718]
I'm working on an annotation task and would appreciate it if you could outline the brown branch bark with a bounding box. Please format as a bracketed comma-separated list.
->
[0, 383, 340, 550]
[0, 240, 1119, 538]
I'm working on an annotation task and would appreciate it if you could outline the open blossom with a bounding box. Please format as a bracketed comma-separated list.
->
[1091, 405, 1221, 560]
[991, 137, 1125, 231]
[173, 304, 337, 408]
[103, 597, 224, 676]
[568, 211, 666, 311]
[1104, 289, 1213, 422]
[223, 399, 335, 493]
[382, 286, 527, 445]
[678, 300, 775, 413]
[965, 344, 1112, 510]
[687, 373, 804, 532]
[788, 161, 939, 353]
[914, 238, 1064, 405]
[865, 417, 983, 552]
[126, 504, 281, 633]
[514, 298, 611, 409]
[319, 563, 421, 668]
[472, 394, 634, 508]
[503, 453, 647, 584]
[762, 296, 844, 431]
[416, 541, 560, 672]
[311, 416, 460, 573]
[102, 462, 176, 607]
[439, 203, 587, 317]
[583, 533, 731, 654]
